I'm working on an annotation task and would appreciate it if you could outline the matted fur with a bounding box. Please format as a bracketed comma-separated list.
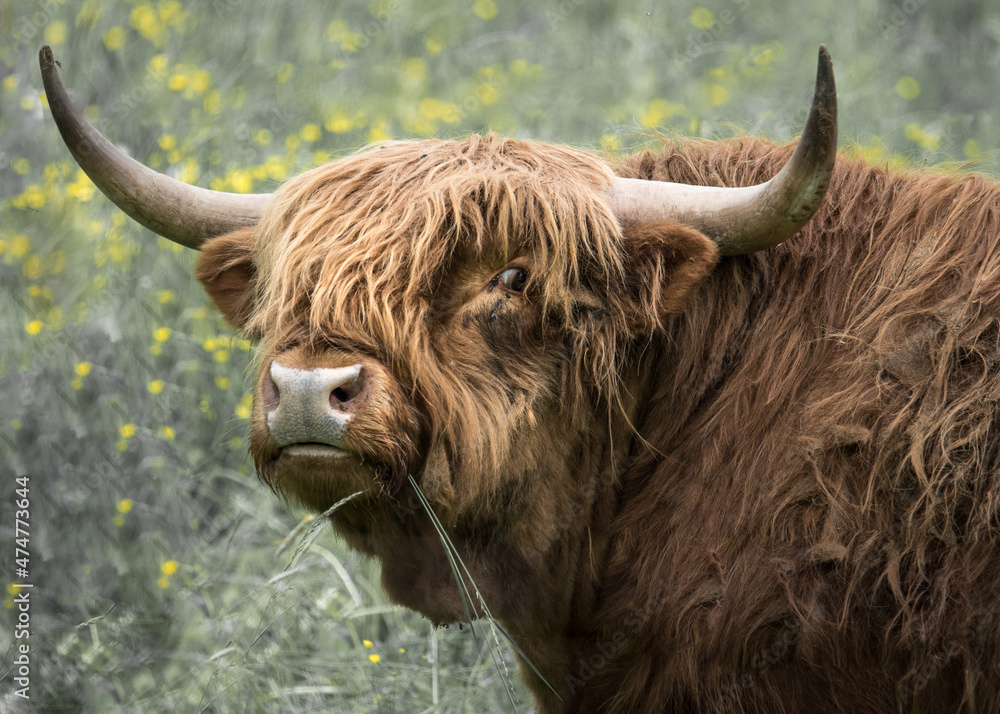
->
[195, 132, 1000, 713]
[575, 139, 1000, 713]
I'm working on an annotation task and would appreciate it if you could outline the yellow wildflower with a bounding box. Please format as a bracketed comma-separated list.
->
[117, 498, 134, 513]
[120, 423, 137, 439]
[252, 128, 272, 146]
[705, 84, 730, 107]
[473, 0, 497, 20]
[167, 73, 189, 91]
[45, 21, 67, 45]
[153, 326, 171, 342]
[158, 0, 185, 25]
[149, 54, 169, 73]
[104, 26, 126, 51]
[178, 158, 199, 184]
[235, 393, 253, 419]
[147, 379, 165, 394]
[639, 99, 684, 128]
[157, 576, 170, 589]
[23, 255, 41, 280]
[405, 58, 426, 81]
[25, 320, 43, 336]
[229, 170, 253, 194]
[22, 185, 47, 209]
[11, 235, 30, 258]
[161, 560, 179, 575]
[368, 654, 381, 664]
[131, 4, 166, 46]
[189, 69, 211, 94]
[301, 123, 322, 142]
[47, 306, 63, 330]
[690, 7, 714, 30]
[158, 426, 175, 441]
[363, 639, 374, 648]
[204, 90, 222, 114]
[510, 59, 542, 78]
[600, 134, 622, 151]
[477, 83, 499, 105]
[75, 362, 92, 377]
[49, 251, 65, 274]
[904, 123, 942, 150]
[418, 98, 461, 124]
[67, 170, 95, 201]
[425, 37, 443, 56]
[324, 113, 355, 134]
[326, 20, 364, 52]
[896, 76, 921, 100]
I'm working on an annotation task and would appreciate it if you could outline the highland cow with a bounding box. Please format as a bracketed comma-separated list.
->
[42, 43, 1000, 713]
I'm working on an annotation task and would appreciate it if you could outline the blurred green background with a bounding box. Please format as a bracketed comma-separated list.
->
[1, 0, 998, 711]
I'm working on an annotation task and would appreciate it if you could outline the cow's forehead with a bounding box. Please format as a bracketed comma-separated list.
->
[256, 135, 618, 260]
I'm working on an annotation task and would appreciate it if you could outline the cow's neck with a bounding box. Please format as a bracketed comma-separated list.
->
[463, 356, 656, 705]
[335, 360, 651, 708]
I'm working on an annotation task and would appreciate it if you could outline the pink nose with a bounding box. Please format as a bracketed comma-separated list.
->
[264, 361, 366, 448]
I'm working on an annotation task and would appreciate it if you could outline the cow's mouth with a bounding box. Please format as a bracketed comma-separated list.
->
[258, 440, 390, 513]
[280, 442, 351, 458]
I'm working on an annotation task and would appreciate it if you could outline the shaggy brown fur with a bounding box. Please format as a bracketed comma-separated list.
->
[196, 133, 1000, 713]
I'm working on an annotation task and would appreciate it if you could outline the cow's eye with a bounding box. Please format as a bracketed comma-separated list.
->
[496, 268, 527, 292]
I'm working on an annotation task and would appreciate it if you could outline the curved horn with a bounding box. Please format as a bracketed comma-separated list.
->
[609, 45, 837, 256]
[39, 46, 270, 250]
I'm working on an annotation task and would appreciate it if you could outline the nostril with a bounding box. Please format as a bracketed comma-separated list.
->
[330, 369, 365, 411]
[263, 362, 280, 411]
[331, 387, 351, 404]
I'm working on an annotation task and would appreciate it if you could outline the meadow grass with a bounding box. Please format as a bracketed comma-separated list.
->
[2, 1, 998, 711]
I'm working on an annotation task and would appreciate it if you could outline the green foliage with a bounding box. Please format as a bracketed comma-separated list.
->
[1, 0, 998, 711]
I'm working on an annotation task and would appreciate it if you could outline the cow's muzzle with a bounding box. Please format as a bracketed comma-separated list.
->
[264, 361, 367, 454]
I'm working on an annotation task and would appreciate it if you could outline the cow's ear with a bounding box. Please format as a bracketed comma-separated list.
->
[196, 227, 258, 332]
[614, 220, 719, 331]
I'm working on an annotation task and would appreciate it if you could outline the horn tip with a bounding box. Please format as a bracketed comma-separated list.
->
[808, 44, 837, 140]
[816, 45, 834, 91]
[40, 45, 55, 70]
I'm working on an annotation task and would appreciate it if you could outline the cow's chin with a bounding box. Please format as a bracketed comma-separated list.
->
[262, 444, 387, 513]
